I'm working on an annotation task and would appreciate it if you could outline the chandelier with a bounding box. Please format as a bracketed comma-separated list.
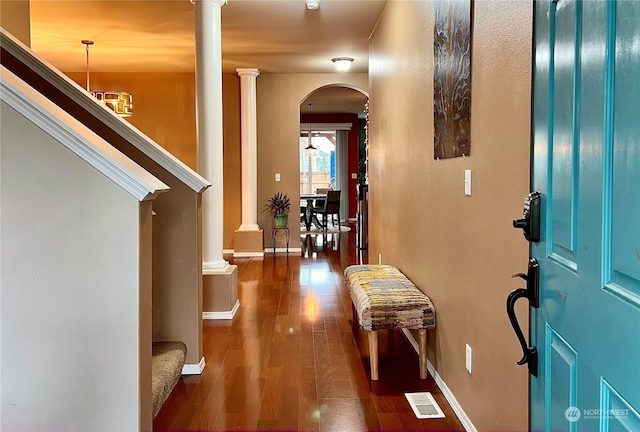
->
[81, 40, 133, 117]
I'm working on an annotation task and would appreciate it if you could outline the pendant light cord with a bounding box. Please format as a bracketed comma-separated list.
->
[81, 40, 94, 92]
[308, 103, 313, 149]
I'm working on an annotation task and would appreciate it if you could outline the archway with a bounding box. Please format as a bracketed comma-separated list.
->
[299, 85, 368, 223]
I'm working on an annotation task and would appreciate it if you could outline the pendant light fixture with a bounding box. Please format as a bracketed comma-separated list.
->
[305, 103, 317, 155]
[81, 40, 133, 117]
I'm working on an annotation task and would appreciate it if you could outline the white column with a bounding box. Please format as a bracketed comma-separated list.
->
[236, 68, 260, 231]
[194, 0, 229, 272]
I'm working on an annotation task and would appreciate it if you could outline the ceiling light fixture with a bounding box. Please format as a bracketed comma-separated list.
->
[81, 40, 133, 118]
[305, 103, 317, 156]
[305, 0, 320, 10]
[332, 57, 354, 72]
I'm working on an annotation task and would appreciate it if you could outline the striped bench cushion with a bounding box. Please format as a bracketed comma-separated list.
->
[344, 264, 436, 331]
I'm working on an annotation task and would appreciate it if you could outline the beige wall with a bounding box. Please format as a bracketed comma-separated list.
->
[369, 1, 532, 430]
[1, 0, 31, 46]
[256, 73, 368, 247]
[64, 71, 368, 252]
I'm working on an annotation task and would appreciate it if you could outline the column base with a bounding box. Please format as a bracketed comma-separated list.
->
[203, 259, 230, 273]
[233, 228, 264, 257]
[237, 223, 261, 231]
[202, 265, 239, 320]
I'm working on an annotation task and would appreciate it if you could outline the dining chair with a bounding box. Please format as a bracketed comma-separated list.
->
[314, 188, 330, 209]
[317, 190, 341, 230]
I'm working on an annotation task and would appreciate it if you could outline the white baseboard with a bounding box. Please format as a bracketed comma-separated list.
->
[202, 299, 240, 320]
[181, 356, 206, 375]
[263, 247, 302, 254]
[223, 249, 234, 255]
[233, 251, 265, 258]
[401, 328, 477, 432]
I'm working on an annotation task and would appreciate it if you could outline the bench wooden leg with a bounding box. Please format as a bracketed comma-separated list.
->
[368, 330, 379, 381]
[418, 328, 427, 379]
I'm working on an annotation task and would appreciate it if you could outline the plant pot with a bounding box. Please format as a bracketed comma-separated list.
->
[274, 214, 288, 229]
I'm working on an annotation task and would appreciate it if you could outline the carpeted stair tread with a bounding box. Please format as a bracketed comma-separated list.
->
[152, 341, 186, 418]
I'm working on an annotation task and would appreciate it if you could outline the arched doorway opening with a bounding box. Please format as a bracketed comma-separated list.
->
[299, 85, 368, 224]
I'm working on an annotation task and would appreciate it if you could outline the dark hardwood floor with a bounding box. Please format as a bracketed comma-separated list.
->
[154, 226, 465, 431]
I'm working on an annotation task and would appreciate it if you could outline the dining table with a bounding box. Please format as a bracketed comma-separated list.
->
[300, 193, 326, 231]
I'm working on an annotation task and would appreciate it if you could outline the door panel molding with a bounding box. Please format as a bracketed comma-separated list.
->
[601, 0, 640, 308]
[548, 0, 580, 271]
[599, 378, 640, 432]
[545, 324, 578, 432]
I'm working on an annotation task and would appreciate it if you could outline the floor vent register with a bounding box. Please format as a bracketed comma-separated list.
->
[404, 392, 446, 419]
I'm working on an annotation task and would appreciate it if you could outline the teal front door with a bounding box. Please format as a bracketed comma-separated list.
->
[526, 0, 640, 430]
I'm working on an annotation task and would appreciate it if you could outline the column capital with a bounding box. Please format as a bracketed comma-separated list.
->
[236, 68, 260, 77]
[190, 0, 227, 6]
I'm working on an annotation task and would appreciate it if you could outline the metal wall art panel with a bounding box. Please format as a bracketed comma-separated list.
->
[434, 0, 472, 159]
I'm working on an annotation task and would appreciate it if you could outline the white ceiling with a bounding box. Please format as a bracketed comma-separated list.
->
[29, 0, 381, 114]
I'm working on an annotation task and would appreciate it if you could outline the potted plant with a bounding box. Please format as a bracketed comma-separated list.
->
[264, 192, 291, 228]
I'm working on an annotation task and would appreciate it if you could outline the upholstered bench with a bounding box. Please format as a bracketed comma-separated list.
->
[344, 264, 436, 380]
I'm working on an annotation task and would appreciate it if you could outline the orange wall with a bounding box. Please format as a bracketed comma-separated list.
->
[369, 1, 532, 430]
[65, 72, 198, 169]
[1, 0, 31, 46]
[64, 71, 242, 249]
[222, 73, 242, 249]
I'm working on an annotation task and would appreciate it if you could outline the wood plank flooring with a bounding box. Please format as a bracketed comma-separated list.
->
[153, 227, 465, 431]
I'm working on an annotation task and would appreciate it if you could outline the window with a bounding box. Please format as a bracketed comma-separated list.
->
[299, 130, 336, 194]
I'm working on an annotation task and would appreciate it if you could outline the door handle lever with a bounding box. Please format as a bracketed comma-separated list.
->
[505, 258, 540, 377]
[506, 288, 538, 376]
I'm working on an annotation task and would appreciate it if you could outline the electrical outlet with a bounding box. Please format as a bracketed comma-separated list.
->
[465, 344, 472, 374]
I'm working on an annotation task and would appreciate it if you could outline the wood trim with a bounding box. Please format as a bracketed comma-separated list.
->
[418, 328, 428, 379]
[368, 330, 379, 380]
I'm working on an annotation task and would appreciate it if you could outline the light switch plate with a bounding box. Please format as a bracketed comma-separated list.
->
[275, 173, 281, 182]
[464, 169, 471, 196]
